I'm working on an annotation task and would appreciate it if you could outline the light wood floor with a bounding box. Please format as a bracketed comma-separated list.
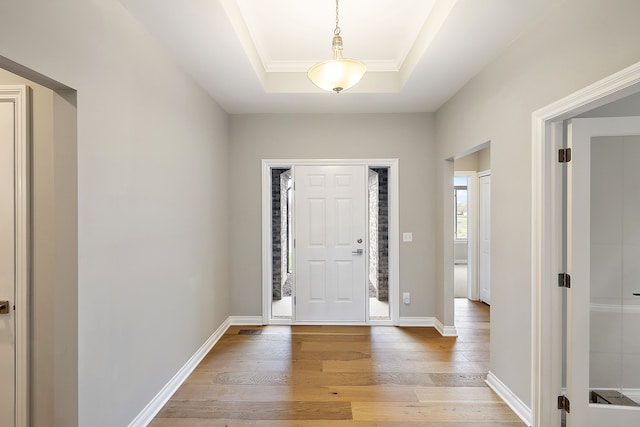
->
[151, 299, 525, 426]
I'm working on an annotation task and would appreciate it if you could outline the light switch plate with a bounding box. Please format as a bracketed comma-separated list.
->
[403, 232, 413, 242]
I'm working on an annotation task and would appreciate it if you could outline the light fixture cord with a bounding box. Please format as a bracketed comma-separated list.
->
[331, 0, 344, 60]
[334, 0, 340, 35]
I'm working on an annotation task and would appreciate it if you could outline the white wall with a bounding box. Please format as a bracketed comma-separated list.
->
[435, 0, 640, 410]
[0, 1, 231, 425]
[229, 113, 437, 319]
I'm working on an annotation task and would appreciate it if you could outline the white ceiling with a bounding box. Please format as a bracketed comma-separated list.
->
[119, 0, 562, 114]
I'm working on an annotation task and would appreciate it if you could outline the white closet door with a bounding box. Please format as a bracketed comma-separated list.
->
[479, 173, 491, 305]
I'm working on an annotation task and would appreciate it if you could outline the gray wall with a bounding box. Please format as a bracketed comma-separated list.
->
[229, 113, 436, 319]
[0, 1, 231, 425]
[436, 0, 640, 410]
[454, 147, 490, 172]
[478, 147, 491, 172]
[454, 152, 478, 171]
[579, 92, 640, 118]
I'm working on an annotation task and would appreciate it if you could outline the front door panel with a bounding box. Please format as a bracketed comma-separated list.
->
[294, 165, 367, 322]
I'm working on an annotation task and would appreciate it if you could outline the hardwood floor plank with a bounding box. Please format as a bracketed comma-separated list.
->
[300, 340, 490, 352]
[429, 372, 488, 387]
[213, 371, 436, 387]
[322, 359, 488, 374]
[150, 419, 256, 427]
[324, 385, 422, 402]
[460, 351, 491, 362]
[156, 401, 352, 421]
[351, 401, 522, 423]
[255, 422, 523, 427]
[255, 422, 377, 427]
[145, 417, 528, 427]
[170, 384, 421, 403]
[364, 350, 473, 362]
[194, 359, 322, 373]
[414, 386, 504, 403]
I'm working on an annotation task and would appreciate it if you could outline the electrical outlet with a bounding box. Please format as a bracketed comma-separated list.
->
[403, 292, 410, 305]
[403, 232, 413, 242]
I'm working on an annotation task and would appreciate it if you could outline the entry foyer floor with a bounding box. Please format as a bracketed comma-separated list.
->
[151, 298, 524, 426]
[273, 296, 390, 319]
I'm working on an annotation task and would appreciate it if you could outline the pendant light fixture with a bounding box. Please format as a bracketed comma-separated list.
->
[308, 0, 366, 93]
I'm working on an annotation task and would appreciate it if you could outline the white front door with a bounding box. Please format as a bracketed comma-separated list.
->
[294, 165, 367, 322]
[479, 173, 491, 304]
[566, 117, 640, 426]
[0, 94, 16, 426]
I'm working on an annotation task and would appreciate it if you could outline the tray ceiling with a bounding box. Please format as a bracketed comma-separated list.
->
[120, 0, 563, 113]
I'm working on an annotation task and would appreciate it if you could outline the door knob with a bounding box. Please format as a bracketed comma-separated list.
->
[352, 249, 364, 255]
[0, 301, 9, 314]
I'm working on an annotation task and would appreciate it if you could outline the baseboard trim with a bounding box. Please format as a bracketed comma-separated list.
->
[397, 317, 435, 327]
[434, 318, 458, 337]
[128, 317, 231, 427]
[396, 317, 458, 337]
[486, 371, 532, 427]
[229, 316, 264, 325]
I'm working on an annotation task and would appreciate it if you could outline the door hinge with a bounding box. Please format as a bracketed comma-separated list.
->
[293, 296, 296, 305]
[558, 148, 572, 163]
[558, 273, 571, 288]
[558, 395, 571, 413]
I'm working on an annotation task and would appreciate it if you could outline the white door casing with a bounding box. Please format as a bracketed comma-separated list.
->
[0, 85, 30, 427]
[294, 164, 367, 322]
[479, 172, 491, 305]
[566, 117, 640, 426]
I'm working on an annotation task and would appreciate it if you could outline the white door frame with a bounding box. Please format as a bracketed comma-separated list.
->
[261, 159, 400, 325]
[1, 85, 30, 427]
[532, 62, 640, 426]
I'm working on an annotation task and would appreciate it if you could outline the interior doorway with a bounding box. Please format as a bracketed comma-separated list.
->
[262, 159, 399, 325]
[452, 145, 490, 326]
[532, 62, 640, 426]
[0, 85, 29, 427]
[453, 173, 472, 299]
[446, 142, 491, 330]
[0, 60, 79, 427]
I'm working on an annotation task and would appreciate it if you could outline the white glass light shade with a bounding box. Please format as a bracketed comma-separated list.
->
[308, 58, 366, 93]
